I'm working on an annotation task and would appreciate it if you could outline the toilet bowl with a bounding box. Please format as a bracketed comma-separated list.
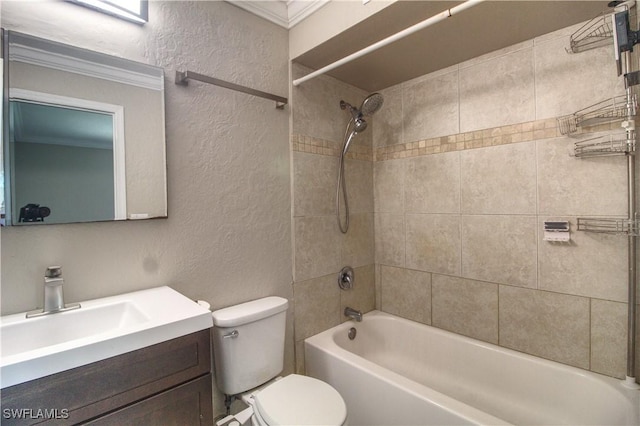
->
[211, 296, 347, 426]
[241, 374, 346, 426]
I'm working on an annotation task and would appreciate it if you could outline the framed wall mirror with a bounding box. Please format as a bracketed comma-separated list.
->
[2, 30, 167, 226]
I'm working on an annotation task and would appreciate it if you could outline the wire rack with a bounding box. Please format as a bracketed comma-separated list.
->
[577, 217, 639, 236]
[557, 95, 637, 135]
[573, 132, 635, 157]
[568, 8, 636, 53]
[569, 12, 614, 53]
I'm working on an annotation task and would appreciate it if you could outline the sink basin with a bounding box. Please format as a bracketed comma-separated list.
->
[2, 301, 150, 357]
[0, 286, 213, 389]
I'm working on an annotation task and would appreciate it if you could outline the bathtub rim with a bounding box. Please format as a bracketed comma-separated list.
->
[304, 310, 640, 424]
[306, 326, 509, 425]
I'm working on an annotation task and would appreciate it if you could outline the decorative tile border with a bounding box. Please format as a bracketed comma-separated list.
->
[374, 118, 619, 161]
[291, 134, 373, 161]
[376, 118, 557, 161]
[292, 117, 619, 162]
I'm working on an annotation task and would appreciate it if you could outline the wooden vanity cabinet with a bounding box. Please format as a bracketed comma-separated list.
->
[1, 329, 213, 425]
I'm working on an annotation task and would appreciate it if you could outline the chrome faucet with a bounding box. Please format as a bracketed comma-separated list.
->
[27, 266, 80, 318]
[344, 307, 363, 322]
[44, 266, 65, 312]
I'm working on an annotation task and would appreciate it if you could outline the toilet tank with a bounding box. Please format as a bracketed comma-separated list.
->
[211, 296, 288, 395]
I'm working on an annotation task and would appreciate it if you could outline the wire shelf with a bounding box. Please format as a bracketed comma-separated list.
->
[573, 133, 635, 157]
[569, 12, 614, 53]
[568, 8, 636, 54]
[557, 95, 637, 135]
[577, 217, 639, 236]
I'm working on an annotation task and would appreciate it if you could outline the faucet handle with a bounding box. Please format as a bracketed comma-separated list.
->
[338, 266, 354, 290]
[45, 266, 62, 278]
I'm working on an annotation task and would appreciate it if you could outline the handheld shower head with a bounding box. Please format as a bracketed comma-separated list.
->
[353, 118, 367, 132]
[340, 100, 367, 133]
[340, 93, 383, 135]
[360, 93, 384, 117]
[336, 93, 383, 234]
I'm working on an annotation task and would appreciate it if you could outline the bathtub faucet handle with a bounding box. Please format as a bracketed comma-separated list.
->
[344, 306, 363, 322]
[338, 266, 354, 290]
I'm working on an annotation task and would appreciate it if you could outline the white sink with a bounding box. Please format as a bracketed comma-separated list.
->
[0, 286, 213, 389]
[2, 301, 150, 357]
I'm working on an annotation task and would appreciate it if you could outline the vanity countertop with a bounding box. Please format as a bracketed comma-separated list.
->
[0, 286, 212, 389]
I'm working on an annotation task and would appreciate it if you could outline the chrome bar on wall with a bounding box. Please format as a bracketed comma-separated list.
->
[622, 46, 638, 386]
[175, 70, 287, 109]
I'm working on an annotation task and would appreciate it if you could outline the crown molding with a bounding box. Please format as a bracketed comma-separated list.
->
[286, 0, 330, 28]
[225, 0, 329, 29]
[8, 32, 164, 91]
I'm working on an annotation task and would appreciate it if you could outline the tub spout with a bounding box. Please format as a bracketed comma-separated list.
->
[344, 307, 363, 322]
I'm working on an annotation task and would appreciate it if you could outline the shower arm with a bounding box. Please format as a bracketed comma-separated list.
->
[340, 100, 363, 125]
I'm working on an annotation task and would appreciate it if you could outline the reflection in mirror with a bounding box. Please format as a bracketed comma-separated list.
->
[10, 98, 122, 224]
[2, 30, 167, 226]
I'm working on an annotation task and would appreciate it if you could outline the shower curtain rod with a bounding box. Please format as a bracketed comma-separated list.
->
[175, 70, 288, 109]
[292, 0, 487, 87]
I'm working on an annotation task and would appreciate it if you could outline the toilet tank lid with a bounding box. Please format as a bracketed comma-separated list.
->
[212, 296, 288, 327]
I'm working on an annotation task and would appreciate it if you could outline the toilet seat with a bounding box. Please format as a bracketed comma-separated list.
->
[253, 374, 347, 426]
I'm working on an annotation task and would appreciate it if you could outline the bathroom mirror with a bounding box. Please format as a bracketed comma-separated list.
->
[2, 30, 167, 225]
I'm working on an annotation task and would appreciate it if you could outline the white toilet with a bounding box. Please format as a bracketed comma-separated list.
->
[211, 296, 347, 426]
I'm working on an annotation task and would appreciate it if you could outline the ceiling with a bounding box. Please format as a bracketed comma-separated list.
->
[292, 1, 612, 91]
[11, 101, 113, 150]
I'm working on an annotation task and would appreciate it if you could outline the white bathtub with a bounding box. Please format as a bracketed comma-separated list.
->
[305, 311, 640, 425]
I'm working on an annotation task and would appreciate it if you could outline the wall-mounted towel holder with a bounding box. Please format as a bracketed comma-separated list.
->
[175, 70, 287, 109]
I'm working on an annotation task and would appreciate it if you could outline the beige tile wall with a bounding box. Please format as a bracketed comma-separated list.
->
[499, 286, 591, 370]
[459, 44, 535, 132]
[291, 64, 376, 373]
[292, 21, 637, 381]
[460, 142, 537, 215]
[405, 214, 461, 276]
[374, 21, 636, 380]
[591, 299, 627, 378]
[432, 275, 499, 344]
[461, 215, 538, 288]
[379, 265, 431, 324]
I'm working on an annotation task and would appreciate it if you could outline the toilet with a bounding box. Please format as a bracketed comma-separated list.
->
[211, 296, 347, 426]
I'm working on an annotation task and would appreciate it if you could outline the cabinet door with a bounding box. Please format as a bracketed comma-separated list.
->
[85, 374, 213, 426]
[1, 330, 211, 426]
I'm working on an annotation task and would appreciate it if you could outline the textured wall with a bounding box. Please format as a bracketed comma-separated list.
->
[373, 22, 636, 380]
[1, 1, 291, 415]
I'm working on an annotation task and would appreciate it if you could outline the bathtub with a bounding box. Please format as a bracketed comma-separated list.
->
[305, 311, 640, 425]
